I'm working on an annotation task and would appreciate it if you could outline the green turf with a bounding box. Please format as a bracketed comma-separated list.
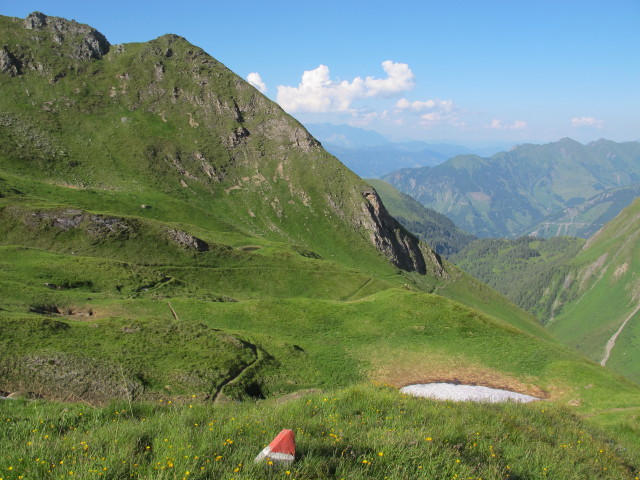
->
[0, 12, 639, 479]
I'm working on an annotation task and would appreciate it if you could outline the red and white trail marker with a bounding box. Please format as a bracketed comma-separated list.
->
[254, 428, 295, 464]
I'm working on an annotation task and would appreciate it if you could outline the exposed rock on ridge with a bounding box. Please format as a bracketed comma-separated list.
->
[361, 188, 444, 275]
[23, 11, 110, 60]
[0, 12, 441, 277]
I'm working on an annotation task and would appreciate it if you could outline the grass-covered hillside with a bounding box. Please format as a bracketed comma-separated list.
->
[0, 12, 639, 479]
[2, 385, 639, 480]
[548, 198, 640, 384]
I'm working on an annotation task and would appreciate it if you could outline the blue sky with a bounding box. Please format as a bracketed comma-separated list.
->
[3, 1, 639, 145]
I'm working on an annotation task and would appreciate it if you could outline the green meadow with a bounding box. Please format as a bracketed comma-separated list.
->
[0, 12, 639, 479]
[1, 385, 639, 480]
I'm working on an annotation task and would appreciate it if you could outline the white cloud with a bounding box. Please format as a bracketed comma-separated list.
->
[363, 60, 415, 97]
[396, 98, 454, 113]
[247, 72, 267, 93]
[276, 61, 414, 113]
[487, 119, 528, 130]
[571, 116, 604, 128]
[394, 97, 461, 128]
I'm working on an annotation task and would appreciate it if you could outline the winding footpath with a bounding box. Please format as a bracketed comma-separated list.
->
[600, 303, 640, 366]
[164, 302, 260, 401]
[211, 340, 259, 403]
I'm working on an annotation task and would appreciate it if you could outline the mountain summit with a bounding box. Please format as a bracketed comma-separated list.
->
[0, 12, 441, 275]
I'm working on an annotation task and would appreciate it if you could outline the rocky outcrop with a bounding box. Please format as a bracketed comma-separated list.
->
[23, 12, 110, 60]
[0, 47, 20, 76]
[360, 188, 444, 276]
[168, 229, 209, 251]
[28, 209, 130, 237]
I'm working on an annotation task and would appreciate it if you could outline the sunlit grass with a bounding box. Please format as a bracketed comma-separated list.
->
[1, 385, 638, 480]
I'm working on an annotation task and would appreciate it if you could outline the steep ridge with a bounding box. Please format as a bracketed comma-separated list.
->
[383, 138, 640, 238]
[548, 198, 640, 383]
[0, 12, 438, 276]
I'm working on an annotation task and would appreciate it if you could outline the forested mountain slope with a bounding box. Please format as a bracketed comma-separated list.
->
[383, 138, 640, 238]
[451, 236, 585, 320]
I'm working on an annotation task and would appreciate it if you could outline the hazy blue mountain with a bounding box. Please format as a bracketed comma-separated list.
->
[305, 123, 511, 178]
[324, 144, 447, 178]
[383, 138, 640, 238]
[305, 123, 390, 148]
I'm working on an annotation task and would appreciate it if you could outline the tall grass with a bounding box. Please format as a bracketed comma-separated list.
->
[1, 385, 638, 480]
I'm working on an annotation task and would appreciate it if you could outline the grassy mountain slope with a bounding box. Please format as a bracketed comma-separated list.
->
[0, 13, 435, 277]
[451, 236, 585, 320]
[0, 10, 554, 402]
[383, 138, 640, 238]
[548, 198, 640, 384]
[367, 178, 476, 256]
[0, 13, 639, 476]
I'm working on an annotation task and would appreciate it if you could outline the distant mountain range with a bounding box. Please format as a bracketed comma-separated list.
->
[383, 138, 640, 238]
[305, 123, 511, 178]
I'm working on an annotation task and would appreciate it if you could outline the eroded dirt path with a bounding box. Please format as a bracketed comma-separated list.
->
[601, 303, 640, 366]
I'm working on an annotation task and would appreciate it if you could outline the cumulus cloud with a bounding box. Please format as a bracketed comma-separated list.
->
[396, 98, 454, 113]
[487, 119, 528, 130]
[571, 116, 604, 128]
[247, 72, 267, 93]
[276, 61, 414, 113]
[394, 97, 461, 128]
[363, 60, 415, 97]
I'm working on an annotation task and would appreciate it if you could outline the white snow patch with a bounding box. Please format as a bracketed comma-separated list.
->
[400, 383, 539, 403]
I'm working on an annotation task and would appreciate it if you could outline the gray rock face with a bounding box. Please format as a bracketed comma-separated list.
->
[23, 11, 48, 29]
[23, 11, 110, 60]
[168, 229, 209, 251]
[0, 48, 19, 76]
[360, 188, 444, 276]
